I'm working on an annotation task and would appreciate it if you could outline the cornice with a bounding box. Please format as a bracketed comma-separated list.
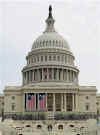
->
[22, 64, 79, 72]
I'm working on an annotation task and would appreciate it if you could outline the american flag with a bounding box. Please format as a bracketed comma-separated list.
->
[39, 93, 46, 110]
[44, 72, 49, 76]
[26, 93, 35, 111]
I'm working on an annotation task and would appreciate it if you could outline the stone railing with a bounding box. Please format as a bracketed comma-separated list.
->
[2, 112, 98, 121]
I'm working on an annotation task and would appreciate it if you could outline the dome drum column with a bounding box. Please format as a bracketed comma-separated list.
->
[56, 68, 59, 81]
[32, 70, 35, 83]
[52, 68, 54, 81]
[37, 69, 40, 82]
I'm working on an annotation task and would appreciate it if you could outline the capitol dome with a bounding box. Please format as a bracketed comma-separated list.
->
[32, 31, 70, 51]
[22, 5, 79, 86]
[32, 6, 70, 52]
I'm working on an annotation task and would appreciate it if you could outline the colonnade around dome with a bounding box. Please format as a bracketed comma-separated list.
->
[23, 68, 78, 85]
[26, 52, 74, 66]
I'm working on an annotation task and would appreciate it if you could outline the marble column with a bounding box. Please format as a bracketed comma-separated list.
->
[42, 68, 44, 81]
[61, 93, 64, 112]
[26, 72, 28, 83]
[53, 93, 55, 112]
[52, 68, 54, 80]
[72, 94, 75, 112]
[65, 69, 67, 81]
[34, 93, 36, 111]
[69, 71, 71, 82]
[66, 70, 68, 82]
[29, 71, 31, 83]
[27, 71, 29, 83]
[74, 94, 76, 110]
[32, 70, 34, 82]
[46, 93, 47, 111]
[64, 93, 66, 112]
[75, 94, 78, 112]
[61, 69, 63, 81]
[37, 69, 40, 82]
[47, 68, 49, 80]
[57, 69, 59, 81]
[72, 71, 73, 82]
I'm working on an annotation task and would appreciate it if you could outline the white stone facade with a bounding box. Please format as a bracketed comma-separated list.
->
[1, 5, 99, 135]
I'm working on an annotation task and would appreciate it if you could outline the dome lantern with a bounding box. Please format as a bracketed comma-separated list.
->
[44, 5, 56, 33]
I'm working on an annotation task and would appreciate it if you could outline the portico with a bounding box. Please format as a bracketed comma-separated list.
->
[24, 92, 77, 112]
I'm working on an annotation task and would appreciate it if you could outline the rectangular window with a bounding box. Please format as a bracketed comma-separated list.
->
[49, 56, 51, 61]
[54, 69, 57, 80]
[45, 56, 47, 61]
[86, 104, 89, 111]
[53, 55, 56, 61]
[41, 56, 43, 61]
[57, 56, 60, 61]
[37, 56, 39, 62]
[12, 104, 15, 111]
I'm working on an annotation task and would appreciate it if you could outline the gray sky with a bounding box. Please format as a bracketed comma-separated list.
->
[0, 0, 100, 93]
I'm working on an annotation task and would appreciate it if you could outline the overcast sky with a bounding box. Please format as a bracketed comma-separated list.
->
[0, 0, 100, 93]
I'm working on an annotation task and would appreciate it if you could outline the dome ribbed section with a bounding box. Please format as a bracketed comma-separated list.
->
[31, 5, 71, 52]
[32, 32, 70, 51]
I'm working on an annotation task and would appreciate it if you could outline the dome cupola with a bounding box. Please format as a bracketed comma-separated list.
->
[32, 5, 70, 52]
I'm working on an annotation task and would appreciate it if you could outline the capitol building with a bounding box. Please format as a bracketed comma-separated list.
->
[0, 5, 100, 135]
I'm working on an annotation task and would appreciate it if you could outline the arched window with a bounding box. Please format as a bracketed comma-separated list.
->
[48, 125, 52, 131]
[69, 124, 74, 127]
[58, 125, 63, 130]
[37, 125, 42, 129]
[26, 125, 31, 127]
